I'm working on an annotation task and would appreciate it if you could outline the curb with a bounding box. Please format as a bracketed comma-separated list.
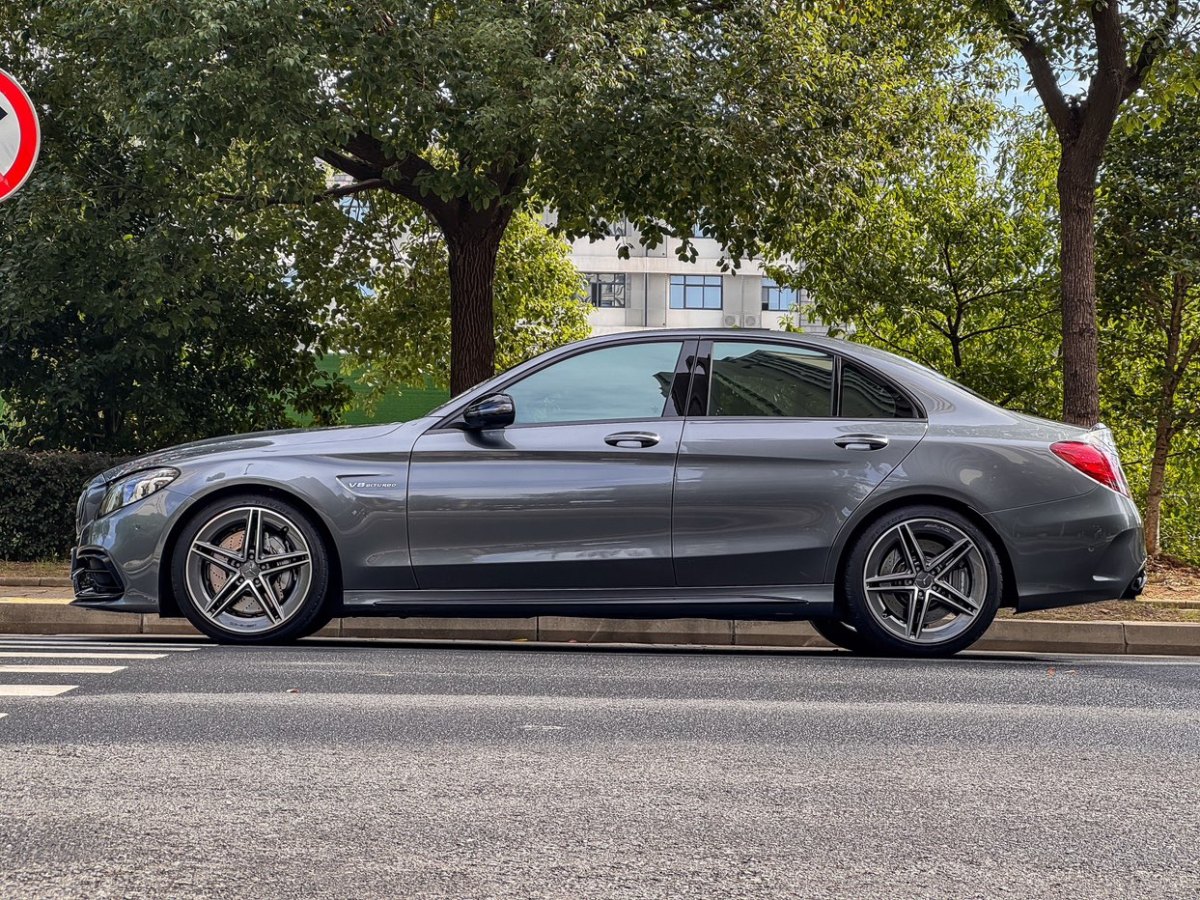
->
[1, 600, 1200, 655]
[0, 576, 73, 588]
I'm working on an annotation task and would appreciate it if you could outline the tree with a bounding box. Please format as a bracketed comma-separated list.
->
[40, 0, 984, 392]
[972, 0, 1190, 425]
[337, 205, 590, 398]
[0, 37, 350, 453]
[1098, 80, 1200, 557]
[781, 119, 1062, 416]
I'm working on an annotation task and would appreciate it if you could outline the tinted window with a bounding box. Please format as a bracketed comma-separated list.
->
[841, 362, 918, 418]
[709, 342, 834, 417]
[507, 342, 684, 425]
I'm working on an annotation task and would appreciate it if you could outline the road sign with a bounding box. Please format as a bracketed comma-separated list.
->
[0, 69, 41, 203]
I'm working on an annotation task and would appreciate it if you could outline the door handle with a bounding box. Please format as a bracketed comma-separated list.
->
[605, 431, 661, 448]
[834, 434, 890, 451]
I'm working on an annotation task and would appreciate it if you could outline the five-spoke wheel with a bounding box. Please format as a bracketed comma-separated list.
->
[172, 495, 331, 643]
[842, 506, 1002, 657]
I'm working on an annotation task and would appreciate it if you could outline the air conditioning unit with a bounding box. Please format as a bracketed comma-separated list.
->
[743, 315, 757, 327]
[723, 315, 738, 327]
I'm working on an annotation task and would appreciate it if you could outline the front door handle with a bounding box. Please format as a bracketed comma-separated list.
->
[834, 434, 890, 451]
[605, 431, 661, 448]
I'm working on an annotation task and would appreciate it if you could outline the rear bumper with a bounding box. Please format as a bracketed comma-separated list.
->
[986, 487, 1146, 613]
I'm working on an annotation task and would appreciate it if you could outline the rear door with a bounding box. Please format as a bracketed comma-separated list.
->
[672, 339, 927, 587]
[407, 338, 695, 590]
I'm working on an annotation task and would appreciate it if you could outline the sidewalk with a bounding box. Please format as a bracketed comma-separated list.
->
[2, 589, 1199, 656]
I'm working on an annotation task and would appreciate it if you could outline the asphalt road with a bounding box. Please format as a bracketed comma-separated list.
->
[1, 637, 1199, 899]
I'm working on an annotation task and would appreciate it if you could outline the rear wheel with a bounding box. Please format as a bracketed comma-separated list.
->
[842, 505, 1002, 658]
[171, 494, 331, 644]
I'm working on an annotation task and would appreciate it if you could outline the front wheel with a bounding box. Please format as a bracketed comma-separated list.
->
[809, 617, 878, 654]
[841, 506, 1003, 657]
[171, 494, 332, 644]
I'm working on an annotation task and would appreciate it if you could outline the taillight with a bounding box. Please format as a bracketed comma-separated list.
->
[1051, 440, 1131, 496]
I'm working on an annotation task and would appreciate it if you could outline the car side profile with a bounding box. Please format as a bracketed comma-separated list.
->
[72, 330, 1146, 656]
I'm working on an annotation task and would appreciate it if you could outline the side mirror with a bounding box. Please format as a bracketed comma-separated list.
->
[462, 393, 515, 430]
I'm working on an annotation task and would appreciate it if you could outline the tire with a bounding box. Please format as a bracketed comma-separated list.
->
[170, 493, 332, 644]
[809, 617, 879, 654]
[841, 505, 1003, 658]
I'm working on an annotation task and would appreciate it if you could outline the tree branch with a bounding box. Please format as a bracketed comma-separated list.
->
[977, 0, 1073, 135]
[1125, 0, 1182, 98]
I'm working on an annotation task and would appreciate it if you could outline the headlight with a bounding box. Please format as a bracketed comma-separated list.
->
[99, 468, 179, 517]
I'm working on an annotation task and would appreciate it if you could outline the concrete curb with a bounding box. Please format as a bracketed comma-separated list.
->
[0, 576, 73, 588]
[2, 600, 1200, 655]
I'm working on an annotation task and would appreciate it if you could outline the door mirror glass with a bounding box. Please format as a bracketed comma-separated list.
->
[463, 393, 516, 429]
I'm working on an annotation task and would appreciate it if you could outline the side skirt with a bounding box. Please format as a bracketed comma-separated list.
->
[341, 584, 836, 622]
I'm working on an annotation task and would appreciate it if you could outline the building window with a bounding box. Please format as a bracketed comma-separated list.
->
[670, 275, 723, 310]
[762, 278, 799, 312]
[338, 194, 369, 223]
[584, 273, 628, 308]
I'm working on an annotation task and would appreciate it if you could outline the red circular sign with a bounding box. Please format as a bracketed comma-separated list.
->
[0, 69, 41, 203]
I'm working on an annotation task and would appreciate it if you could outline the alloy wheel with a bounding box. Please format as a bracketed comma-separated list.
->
[861, 517, 988, 645]
[184, 506, 313, 635]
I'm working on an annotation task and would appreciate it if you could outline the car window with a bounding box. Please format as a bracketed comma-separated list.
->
[709, 342, 834, 417]
[840, 362, 918, 418]
[506, 342, 685, 425]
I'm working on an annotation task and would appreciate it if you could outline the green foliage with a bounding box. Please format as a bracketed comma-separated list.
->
[0, 451, 126, 560]
[1097, 74, 1200, 561]
[0, 25, 352, 453]
[779, 115, 1062, 416]
[335, 206, 590, 396]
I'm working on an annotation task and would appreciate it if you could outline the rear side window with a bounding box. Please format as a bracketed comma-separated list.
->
[840, 362, 918, 419]
[709, 342, 834, 417]
[506, 341, 684, 424]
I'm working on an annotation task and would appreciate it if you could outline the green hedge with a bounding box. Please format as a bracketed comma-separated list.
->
[0, 451, 128, 561]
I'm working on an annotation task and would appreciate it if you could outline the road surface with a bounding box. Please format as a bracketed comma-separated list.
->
[1, 636, 1198, 898]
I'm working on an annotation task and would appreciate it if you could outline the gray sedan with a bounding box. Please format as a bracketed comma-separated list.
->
[72, 330, 1146, 656]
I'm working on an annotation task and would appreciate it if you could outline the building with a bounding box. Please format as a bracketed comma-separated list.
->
[563, 220, 825, 337]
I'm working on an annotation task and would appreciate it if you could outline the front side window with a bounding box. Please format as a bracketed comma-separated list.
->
[708, 342, 834, 417]
[762, 278, 799, 312]
[506, 342, 684, 425]
[841, 362, 918, 419]
[583, 273, 628, 308]
[670, 275, 723, 310]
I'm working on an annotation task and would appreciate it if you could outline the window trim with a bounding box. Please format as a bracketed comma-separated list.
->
[433, 337, 699, 431]
[685, 336, 926, 421]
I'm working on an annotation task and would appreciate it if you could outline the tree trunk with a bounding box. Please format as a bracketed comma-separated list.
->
[1057, 155, 1101, 427]
[1144, 415, 1173, 558]
[446, 228, 503, 395]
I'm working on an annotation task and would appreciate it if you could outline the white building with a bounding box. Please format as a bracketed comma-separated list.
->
[563, 221, 825, 337]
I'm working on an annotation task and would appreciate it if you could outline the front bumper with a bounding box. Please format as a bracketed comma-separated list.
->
[71, 484, 194, 615]
[987, 486, 1146, 612]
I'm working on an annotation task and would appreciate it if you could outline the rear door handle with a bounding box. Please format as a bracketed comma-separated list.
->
[605, 431, 661, 448]
[834, 434, 890, 451]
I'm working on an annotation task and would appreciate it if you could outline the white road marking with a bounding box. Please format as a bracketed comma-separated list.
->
[0, 664, 126, 674]
[0, 685, 78, 697]
[0, 641, 201, 652]
[0, 713, 7, 719]
[0, 651, 166, 660]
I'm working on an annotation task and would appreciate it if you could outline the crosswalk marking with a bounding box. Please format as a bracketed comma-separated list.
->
[0, 664, 127, 674]
[0, 651, 166, 660]
[0, 685, 77, 697]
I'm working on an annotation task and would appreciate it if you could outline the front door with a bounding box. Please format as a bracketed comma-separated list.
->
[672, 339, 927, 586]
[407, 339, 694, 590]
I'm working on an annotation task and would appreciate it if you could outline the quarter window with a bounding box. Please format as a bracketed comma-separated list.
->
[708, 342, 834, 417]
[670, 275, 723, 310]
[506, 342, 685, 425]
[840, 362, 918, 419]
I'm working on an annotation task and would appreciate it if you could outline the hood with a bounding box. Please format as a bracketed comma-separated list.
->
[93, 421, 419, 485]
